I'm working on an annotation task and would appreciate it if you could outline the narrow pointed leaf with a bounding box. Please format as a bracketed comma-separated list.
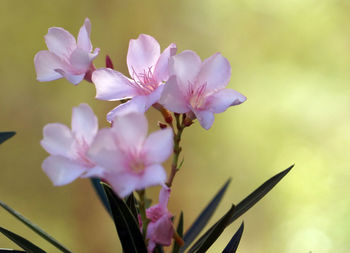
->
[125, 193, 138, 221]
[0, 132, 15, 144]
[0, 227, 46, 253]
[222, 222, 244, 253]
[229, 165, 293, 224]
[172, 212, 184, 253]
[0, 249, 26, 252]
[90, 178, 112, 217]
[189, 165, 293, 251]
[180, 179, 231, 252]
[102, 183, 147, 253]
[0, 201, 71, 253]
[188, 205, 235, 253]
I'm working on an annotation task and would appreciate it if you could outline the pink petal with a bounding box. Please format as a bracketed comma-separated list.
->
[69, 48, 91, 73]
[87, 128, 125, 173]
[45, 27, 76, 59]
[196, 53, 231, 91]
[81, 166, 105, 178]
[54, 69, 85, 85]
[111, 112, 148, 149]
[193, 109, 215, 130]
[89, 48, 100, 62]
[158, 185, 171, 209]
[147, 215, 173, 245]
[159, 76, 189, 113]
[71, 103, 98, 145]
[42, 155, 85, 186]
[34, 51, 65, 82]
[92, 68, 137, 101]
[106, 96, 146, 122]
[41, 123, 74, 158]
[208, 89, 247, 113]
[143, 84, 165, 109]
[169, 50, 202, 90]
[153, 43, 177, 83]
[106, 172, 139, 198]
[127, 34, 160, 78]
[137, 164, 167, 190]
[77, 18, 92, 52]
[144, 128, 173, 164]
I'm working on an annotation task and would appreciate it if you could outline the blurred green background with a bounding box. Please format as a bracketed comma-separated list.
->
[1, 0, 350, 252]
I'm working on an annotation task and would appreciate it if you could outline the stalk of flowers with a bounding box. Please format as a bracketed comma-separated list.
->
[30, 18, 286, 253]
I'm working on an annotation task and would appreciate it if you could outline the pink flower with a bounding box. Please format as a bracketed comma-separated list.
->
[41, 104, 103, 186]
[159, 50, 246, 130]
[87, 112, 173, 197]
[92, 34, 177, 121]
[34, 18, 100, 85]
[146, 185, 173, 253]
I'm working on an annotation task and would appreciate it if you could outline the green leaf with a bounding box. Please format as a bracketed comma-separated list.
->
[0, 226, 46, 253]
[172, 212, 184, 253]
[187, 205, 236, 253]
[222, 222, 244, 253]
[102, 183, 147, 253]
[90, 178, 112, 217]
[180, 179, 231, 252]
[188, 165, 293, 251]
[0, 201, 71, 253]
[0, 132, 15, 144]
[0, 249, 26, 252]
[125, 193, 139, 221]
[229, 164, 293, 224]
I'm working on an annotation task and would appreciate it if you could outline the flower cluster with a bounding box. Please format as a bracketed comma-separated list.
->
[35, 18, 246, 252]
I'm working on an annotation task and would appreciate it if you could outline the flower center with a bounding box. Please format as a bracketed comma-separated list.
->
[75, 138, 95, 168]
[130, 66, 159, 95]
[130, 160, 145, 173]
[188, 82, 208, 110]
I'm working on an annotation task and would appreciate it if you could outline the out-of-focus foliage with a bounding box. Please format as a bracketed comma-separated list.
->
[1, 0, 350, 252]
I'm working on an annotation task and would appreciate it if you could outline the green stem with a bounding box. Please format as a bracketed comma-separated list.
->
[137, 190, 149, 239]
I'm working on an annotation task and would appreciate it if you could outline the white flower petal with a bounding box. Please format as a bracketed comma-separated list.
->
[144, 128, 173, 164]
[41, 123, 74, 158]
[77, 18, 92, 52]
[42, 156, 85, 186]
[34, 51, 65, 82]
[71, 103, 98, 145]
[193, 109, 215, 130]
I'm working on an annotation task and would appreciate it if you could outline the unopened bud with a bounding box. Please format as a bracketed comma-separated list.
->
[105, 55, 114, 69]
[158, 121, 167, 129]
[183, 117, 193, 127]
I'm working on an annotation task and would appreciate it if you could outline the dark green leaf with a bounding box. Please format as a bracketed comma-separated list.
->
[188, 205, 235, 253]
[0, 201, 71, 253]
[222, 222, 244, 253]
[229, 165, 293, 224]
[0, 227, 46, 253]
[181, 179, 231, 252]
[188, 165, 293, 251]
[102, 183, 147, 253]
[172, 212, 184, 253]
[0, 249, 26, 252]
[0, 132, 15, 144]
[125, 193, 138, 221]
[90, 178, 112, 217]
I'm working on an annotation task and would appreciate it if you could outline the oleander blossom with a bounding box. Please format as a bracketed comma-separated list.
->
[41, 104, 103, 186]
[34, 18, 100, 85]
[146, 185, 173, 253]
[159, 50, 246, 130]
[92, 34, 177, 121]
[87, 112, 173, 197]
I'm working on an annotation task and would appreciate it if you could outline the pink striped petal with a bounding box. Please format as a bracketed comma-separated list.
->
[34, 51, 65, 82]
[197, 53, 231, 91]
[45, 27, 76, 59]
[92, 68, 137, 101]
[127, 34, 160, 77]
[154, 43, 177, 83]
[77, 18, 92, 52]
[144, 128, 173, 164]
[71, 104, 98, 145]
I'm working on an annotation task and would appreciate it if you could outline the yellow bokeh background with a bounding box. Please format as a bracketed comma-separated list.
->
[1, 0, 350, 252]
